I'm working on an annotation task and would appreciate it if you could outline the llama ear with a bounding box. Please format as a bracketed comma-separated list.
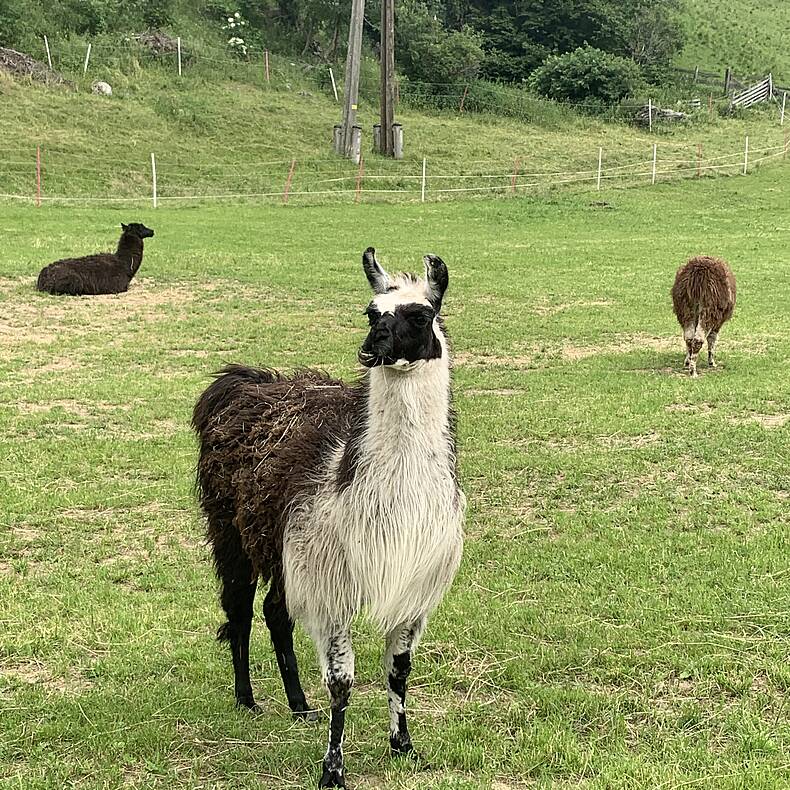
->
[362, 247, 391, 294]
[121, 223, 128, 231]
[424, 254, 448, 312]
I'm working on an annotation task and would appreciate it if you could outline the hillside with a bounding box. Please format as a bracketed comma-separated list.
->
[679, 0, 790, 79]
[0, 46, 786, 208]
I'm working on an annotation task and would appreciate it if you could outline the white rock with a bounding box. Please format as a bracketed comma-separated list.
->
[92, 81, 112, 96]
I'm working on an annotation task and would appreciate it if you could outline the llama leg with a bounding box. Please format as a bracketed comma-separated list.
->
[707, 330, 719, 367]
[683, 323, 694, 369]
[262, 580, 316, 721]
[214, 532, 259, 711]
[384, 618, 426, 759]
[316, 630, 354, 788]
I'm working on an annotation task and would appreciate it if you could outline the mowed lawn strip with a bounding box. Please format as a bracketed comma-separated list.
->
[0, 168, 788, 789]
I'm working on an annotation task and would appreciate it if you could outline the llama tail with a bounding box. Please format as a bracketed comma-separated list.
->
[192, 364, 282, 437]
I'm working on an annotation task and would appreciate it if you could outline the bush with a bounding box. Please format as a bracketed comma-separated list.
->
[396, 0, 483, 85]
[529, 45, 642, 109]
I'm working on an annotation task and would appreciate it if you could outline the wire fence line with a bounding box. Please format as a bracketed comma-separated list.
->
[1, 136, 787, 208]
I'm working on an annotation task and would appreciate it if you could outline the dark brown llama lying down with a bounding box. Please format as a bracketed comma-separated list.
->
[193, 248, 465, 788]
[671, 255, 736, 376]
[36, 222, 154, 296]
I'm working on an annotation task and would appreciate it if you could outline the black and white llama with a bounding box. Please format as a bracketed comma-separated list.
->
[192, 248, 465, 788]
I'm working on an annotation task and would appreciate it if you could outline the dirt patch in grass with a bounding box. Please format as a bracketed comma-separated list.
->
[0, 661, 90, 695]
[729, 413, 790, 429]
[531, 298, 613, 317]
[463, 388, 527, 397]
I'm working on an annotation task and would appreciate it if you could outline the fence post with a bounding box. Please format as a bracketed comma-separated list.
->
[177, 36, 182, 77]
[83, 42, 91, 75]
[392, 123, 403, 160]
[651, 143, 657, 185]
[355, 153, 364, 203]
[43, 35, 52, 69]
[693, 65, 699, 83]
[421, 157, 427, 202]
[648, 98, 653, 133]
[596, 147, 602, 190]
[150, 152, 157, 209]
[350, 125, 362, 165]
[459, 84, 468, 113]
[743, 135, 749, 175]
[264, 49, 270, 83]
[283, 158, 296, 203]
[36, 145, 41, 207]
[781, 92, 787, 126]
[329, 67, 338, 102]
[511, 157, 520, 194]
[724, 67, 731, 94]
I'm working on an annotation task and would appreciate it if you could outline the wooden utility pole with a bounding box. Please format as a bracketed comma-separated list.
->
[338, 0, 365, 158]
[379, 0, 396, 157]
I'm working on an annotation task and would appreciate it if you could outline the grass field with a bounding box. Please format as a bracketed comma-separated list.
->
[680, 0, 790, 79]
[1, 167, 789, 789]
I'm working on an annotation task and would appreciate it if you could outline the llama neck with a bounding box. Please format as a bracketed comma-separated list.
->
[365, 361, 452, 448]
[116, 234, 144, 277]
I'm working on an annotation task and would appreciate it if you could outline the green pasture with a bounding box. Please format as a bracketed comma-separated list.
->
[0, 167, 788, 789]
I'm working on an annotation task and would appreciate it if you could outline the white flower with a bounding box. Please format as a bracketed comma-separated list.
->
[234, 11, 240, 18]
[227, 17, 233, 23]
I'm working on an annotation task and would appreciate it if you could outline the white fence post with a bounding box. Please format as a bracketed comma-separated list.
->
[648, 97, 653, 133]
[83, 42, 91, 75]
[596, 147, 602, 190]
[329, 67, 338, 102]
[151, 152, 157, 208]
[652, 143, 657, 185]
[43, 35, 52, 69]
[177, 36, 182, 77]
[781, 92, 787, 126]
[421, 157, 427, 202]
[743, 135, 749, 175]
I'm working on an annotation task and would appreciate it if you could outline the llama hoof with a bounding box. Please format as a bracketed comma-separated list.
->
[318, 768, 346, 788]
[235, 698, 262, 714]
[391, 745, 430, 768]
[292, 706, 320, 723]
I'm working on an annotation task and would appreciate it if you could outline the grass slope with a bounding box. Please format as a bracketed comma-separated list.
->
[0, 50, 787, 204]
[680, 0, 790, 80]
[1, 167, 789, 789]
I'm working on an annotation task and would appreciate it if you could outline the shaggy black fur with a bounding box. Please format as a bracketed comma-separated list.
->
[36, 222, 154, 296]
[193, 365, 364, 715]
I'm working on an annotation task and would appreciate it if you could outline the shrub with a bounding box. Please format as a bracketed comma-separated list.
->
[396, 0, 483, 85]
[529, 45, 642, 109]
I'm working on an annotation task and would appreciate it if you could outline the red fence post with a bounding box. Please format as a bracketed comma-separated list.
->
[283, 158, 296, 203]
[511, 156, 520, 194]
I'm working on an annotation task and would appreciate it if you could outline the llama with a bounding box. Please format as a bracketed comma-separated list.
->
[36, 222, 154, 296]
[193, 248, 465, 788]
[671, 255, 736, 376]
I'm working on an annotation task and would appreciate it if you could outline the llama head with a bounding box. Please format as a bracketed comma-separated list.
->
[121, 222, 155, 240]
[359, 247, 449, 371]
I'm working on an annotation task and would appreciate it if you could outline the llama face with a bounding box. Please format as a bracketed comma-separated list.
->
[121, 222, 155, 239]
[358, 248, 448, 370]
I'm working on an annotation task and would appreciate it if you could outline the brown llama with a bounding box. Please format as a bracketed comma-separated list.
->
[36, 223, 154, 296]
[671, 255, 736, 376]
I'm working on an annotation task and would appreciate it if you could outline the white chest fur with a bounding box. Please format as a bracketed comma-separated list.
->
[283, 360, 465, 634]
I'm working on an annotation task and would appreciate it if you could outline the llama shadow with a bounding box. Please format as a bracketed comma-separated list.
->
[624, 352, 724, 377]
